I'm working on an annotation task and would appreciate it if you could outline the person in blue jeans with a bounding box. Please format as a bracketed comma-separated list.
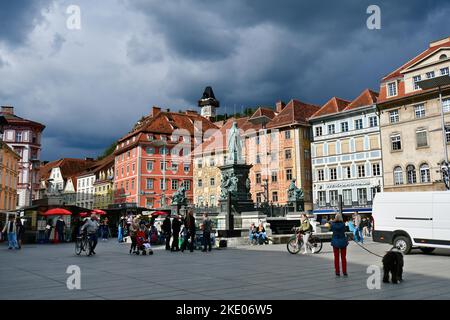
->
[255, 222, 267, 245]
[2, 216, 19, 250]
[248, 223, 257, 245]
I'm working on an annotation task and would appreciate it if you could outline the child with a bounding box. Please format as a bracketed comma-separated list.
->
[135, 225, 153, 255]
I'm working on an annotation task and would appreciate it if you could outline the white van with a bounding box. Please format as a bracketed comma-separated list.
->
[372, 191, 450, 254]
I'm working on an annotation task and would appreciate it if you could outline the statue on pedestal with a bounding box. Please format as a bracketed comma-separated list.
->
[287, 179, 304, 210]
[227, 122, 243, 164]
[172, 184, 187, 207]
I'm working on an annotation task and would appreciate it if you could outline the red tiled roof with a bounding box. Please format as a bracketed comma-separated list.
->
[77, 154, 115, 177]
[39, 158, 95, 181]
[0, 112, 45, 130]
[266, 99, 320, 129]
[344, 89, 379, 111]
[382, 37, 450, 82]
[310, 97, 350, 119]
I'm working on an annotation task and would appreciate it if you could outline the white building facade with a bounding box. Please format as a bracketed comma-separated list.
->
[310, 90, 383, 216]
[76, 173, 96, 209]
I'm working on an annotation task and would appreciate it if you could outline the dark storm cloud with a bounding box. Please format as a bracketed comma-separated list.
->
[0, 0, 449, 160]
[0, 0, 52, 46]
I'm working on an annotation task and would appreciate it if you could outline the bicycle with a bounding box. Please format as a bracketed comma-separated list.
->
[287, 227, 323, 254]
[75, 232, 92, 256]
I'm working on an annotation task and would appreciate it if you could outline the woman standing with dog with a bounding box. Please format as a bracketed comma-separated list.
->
[331, 213, 348, 277]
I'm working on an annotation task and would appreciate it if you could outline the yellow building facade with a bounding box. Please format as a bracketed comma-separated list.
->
[0, 142, 20, 211]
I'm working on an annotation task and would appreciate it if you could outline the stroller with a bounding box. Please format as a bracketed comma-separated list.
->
[135, 229, 153, 255]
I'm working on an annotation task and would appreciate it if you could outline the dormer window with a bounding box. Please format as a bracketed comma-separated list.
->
[147, 134, 154, 141]
[387, 81, 397, 97]
[439, 54, 448, 60]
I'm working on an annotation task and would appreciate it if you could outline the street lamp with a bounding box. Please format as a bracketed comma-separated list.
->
[418, 75, 450, 190]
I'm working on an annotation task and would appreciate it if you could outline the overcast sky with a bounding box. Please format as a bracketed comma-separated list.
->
[0, 0, 448, 161]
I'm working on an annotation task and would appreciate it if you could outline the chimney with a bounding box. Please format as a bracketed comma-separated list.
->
[151, 106, 161, 117]
[276, 101, 286, 113]
[1, 106, 14, 115]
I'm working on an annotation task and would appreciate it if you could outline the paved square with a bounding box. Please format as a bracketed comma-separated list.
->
[1, 239, 450, 300]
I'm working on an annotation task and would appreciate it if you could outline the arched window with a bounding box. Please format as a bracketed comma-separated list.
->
[407, 165, 417, 184]
[394, 166, 403, 185]
[439, 54, 448, 60]
[420, 163, 431, 183]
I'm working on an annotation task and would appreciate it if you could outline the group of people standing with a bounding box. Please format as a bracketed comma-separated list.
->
[2, 215, 25, 250]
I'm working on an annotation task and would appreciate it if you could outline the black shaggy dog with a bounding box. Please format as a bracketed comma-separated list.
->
[382, 248, 404, 284]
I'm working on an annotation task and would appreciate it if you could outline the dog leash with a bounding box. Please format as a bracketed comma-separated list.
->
[349, 237, 384, 258]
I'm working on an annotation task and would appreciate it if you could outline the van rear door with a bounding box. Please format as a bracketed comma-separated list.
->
[432, 192, 450, 245]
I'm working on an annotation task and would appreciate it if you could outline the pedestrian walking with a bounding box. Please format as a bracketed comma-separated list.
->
[299, 213, 314, 254]
[16, 218, 25, 249]
[171, 215, 181, 252]
[202, 213, 213, 252]
[331, 213, 349, 277]
[129, 217, 139, 254]
[2, 215, 19, 250]
[45, 220, 53, 243]
[183, 210, 196, 253]
[56, 216, 66, 243]
[354, 212, 363, 243]
[162, 215, 172, 251]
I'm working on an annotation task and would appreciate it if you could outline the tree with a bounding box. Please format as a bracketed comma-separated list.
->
[97, 141, 117, 160]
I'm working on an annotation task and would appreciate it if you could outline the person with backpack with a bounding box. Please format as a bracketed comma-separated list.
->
[299, 213, 314, 254]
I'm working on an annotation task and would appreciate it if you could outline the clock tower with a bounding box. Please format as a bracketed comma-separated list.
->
[198, 86, 220, 120]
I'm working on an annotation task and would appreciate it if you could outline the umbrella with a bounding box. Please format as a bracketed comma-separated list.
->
[151, 211, 169, 216]
[42, 208, 72, 216]
[91, 209, 106, 215]
[79, 212, 90, 217]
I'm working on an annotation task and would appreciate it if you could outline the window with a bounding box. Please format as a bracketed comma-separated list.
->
[420, 164, 431, 183]
[209, 158, 215, 167]
[344, 166, 351, 179]
[256, 173, 261, 184]
[357, 165, 366, 178]
[330, 190, 338, 206]
[413, 75, 422, 90]
[272, 192, 278, 203]
[171, 163, 178, 172]
[389, 110, 399, 123]
[443, 98, 450, 113]
[210, 178, 215, 186]
[414, 104, 425, 118]
[416, 130, 428, 148]
[197, 160, 203, 169]
[15, 131, 23, 142]
[184, 164, 190, 172]
[441, 67, 449, 76]
[183, 180, 191, 191]
[255, 135, 260, 145]
[146, 147, 155, 155]
[391, 135, 402, 151]
[197, 179, 203, 187]
[357, 188, 367, 205]
[172, 180, 179, 190]
[406, 165, 417, 184]
[161, 147, 169, 155]
[341, 122, 349, 133]
[387, 81, 397, 97]
[343, 189, 352, 206]
[256, 154, 261, 164]
[285, 130, 291, 139]
[426, 71, 435, 79]
[318, 191, 326, 207]
[161, 179, 169, 190]
[372, 163, 381, 176]
[354, 119, 363, 130]
[160, 161, 167, 171]
[317, 169, 324, 181]
[286, 169, 293, 181]
[271, 171, 278, 183]
[315, 127, 323, 137]
[285, 149, 292, 160]
[328, 124, 335, 135]
[394, 167, 403, 185]
[146, 198, 154, 208]
[446, 126, 450, 143]
[131, 179, 135, 190]
[329, 168, 337, 181]
[369, 116, 378, 127]
[256, 193, 262, 204]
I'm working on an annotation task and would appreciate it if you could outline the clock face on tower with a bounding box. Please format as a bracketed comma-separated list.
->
[201, 105, 214, 117]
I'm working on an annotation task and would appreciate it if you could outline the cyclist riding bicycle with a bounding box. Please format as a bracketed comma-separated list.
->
[80, 214, 100, 256]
